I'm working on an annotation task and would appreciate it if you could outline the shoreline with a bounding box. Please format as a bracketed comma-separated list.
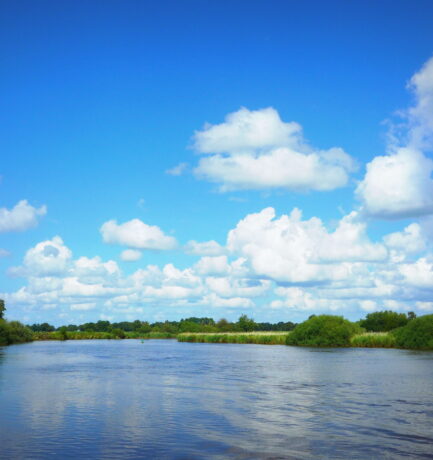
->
[23, 331, 433, 351]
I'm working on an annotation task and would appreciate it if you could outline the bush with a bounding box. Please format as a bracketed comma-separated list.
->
[359, 311, 408, 332]
[0, 319, 34, 345]
[286, 315, 362, 347]
[392, 314, 433, 350]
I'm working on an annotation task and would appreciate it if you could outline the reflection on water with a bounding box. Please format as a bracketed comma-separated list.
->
[0, 340, 432, 459]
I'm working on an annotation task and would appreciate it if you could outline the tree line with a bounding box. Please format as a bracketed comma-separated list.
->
[28, 315, 297, 334]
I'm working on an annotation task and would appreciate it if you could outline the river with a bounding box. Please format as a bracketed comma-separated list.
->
[0, 340, 432, 459]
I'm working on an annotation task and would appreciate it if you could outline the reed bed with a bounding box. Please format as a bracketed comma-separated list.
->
[33, 331, 178, 341]
[125, 331, 177, 339]
[177, 332, 289, 345]
[350, 332, 396, 348]
[33, 331, 119, 340]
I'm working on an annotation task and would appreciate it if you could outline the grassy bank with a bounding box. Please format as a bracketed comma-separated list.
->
[32, 330, 177, 341]
[177, 331, 288, 345]
[350, 332, 396, 348]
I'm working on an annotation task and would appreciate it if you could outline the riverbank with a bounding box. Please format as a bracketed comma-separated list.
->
[178, 331, 288, 345]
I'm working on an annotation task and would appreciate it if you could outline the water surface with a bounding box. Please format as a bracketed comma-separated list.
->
[0, 340, 432, 459]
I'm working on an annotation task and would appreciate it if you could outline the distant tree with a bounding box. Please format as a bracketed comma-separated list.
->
[138, 321, 152, 333]
[237, 314, 257, 332]
[58, 326, 68, 341]
[407, 311, 417, 321]
[112, 328, 126, 339]
[0, 299, 5, 319]
[360, 311, 408, 332]
[216, 318, 232, 332]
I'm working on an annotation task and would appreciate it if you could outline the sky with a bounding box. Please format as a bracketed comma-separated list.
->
[1, 0, 433, 326]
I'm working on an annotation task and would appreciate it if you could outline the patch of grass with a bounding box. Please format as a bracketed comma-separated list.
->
[350, 332, 396, 348]
[177, 332, 288, 345]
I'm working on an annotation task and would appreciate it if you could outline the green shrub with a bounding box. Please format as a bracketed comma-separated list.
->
[286, 315, 362, 347]
[0, 319, 34, 345]
[392, 314, 433, 350]
[359, 311, 408, 332]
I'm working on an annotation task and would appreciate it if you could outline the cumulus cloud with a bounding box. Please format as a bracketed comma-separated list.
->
[227, 207, 387, 283]
[120, 249, 142, 262]
[9, 236, 72, 277]
[184, 240, 225, 256]
[0, 200, 46, 233]
[192, 107, 357, 192]
[4, 205, 433, 322]
[100, 218, 177, 250]
[383, 223, 427, 256]
[357, 56, 433, 219]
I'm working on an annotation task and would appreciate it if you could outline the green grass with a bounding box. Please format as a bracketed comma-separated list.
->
[350, 332, 396, 348]
[32, 330, 178, 341]
[177, 331, 289, 345]
[125, 331, 177, 339]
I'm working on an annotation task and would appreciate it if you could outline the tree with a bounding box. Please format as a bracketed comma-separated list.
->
[360, 311, 408, 332]
[286, 315, 362, 347]
[237, 314, 257, 332]
[216, 318, 232, 332]
[407, 311, 417, 321]
[0, 299, 5, 319]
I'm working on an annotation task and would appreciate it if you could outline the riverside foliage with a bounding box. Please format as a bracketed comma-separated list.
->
[286, 315, 363, 347]
[178, 332, 288, 345]
[0, 319, 34, 346]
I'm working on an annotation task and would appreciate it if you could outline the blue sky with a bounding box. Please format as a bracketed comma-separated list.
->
[1, 0, 433, 325]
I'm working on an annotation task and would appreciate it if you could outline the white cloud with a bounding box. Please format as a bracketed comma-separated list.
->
[399, 258, 433, 289]
[0, 200, 46, 233]
[120, 249, 142, 262]
[408, 56, 433, 149]
[11, 236, 72, 277]
[166, 162, 188, 176]
[100, 218, 177, 250]
[184, 240, 225, 256]
[193, 107, 357, 192]
[357, 56, 433, 219]
[0, 248, 10, 258]
[383, 223, 426, 255]
[70, 303, 96, 311]
[194, 256, 230, 276]
[227, 207, 386, 283]
[356, 148, 433, 219]
[203, 293, 254, 308]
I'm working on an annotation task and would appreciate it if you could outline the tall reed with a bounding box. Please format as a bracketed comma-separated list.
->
[177, 332, 288, 345]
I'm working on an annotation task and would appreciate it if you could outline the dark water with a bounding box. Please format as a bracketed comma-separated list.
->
[0, 340, 432, 459]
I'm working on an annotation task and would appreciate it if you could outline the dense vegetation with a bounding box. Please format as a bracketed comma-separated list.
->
[1, 296, 432, 350]
[359, 311, 413, 332]
[0, 300, 34, 346]
[178, 332, 288, 345]
[0, 320, 34, 346]
[392, 314, 433, 350]
[29, 315, 297, 335]
[286, 315, 363, 347]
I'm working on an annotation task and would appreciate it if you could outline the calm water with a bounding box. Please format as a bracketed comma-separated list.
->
[0, 340, 432, 459]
